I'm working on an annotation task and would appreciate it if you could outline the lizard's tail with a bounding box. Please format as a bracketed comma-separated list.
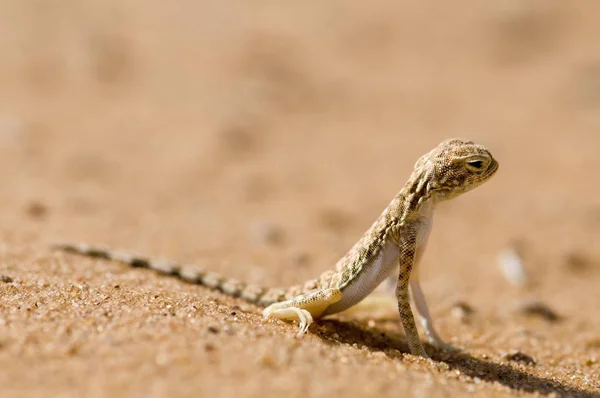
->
[52, 242, 289, 307]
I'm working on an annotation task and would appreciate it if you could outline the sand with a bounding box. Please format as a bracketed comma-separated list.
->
[0, 1, 599, 397]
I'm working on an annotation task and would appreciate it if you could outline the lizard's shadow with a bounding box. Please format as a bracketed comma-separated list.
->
[313, 319, 598, 398]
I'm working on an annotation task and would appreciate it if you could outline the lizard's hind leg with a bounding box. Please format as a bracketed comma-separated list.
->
[263, 288, 342, 336]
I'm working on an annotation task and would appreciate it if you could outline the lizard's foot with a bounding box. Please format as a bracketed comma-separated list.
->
[428, 337, 456, 352]
[409, 345, 430, 359]
[262, 288, 342, 337]
[408, 338, 429, 359]
[405, 331, 430, 359]
[263, 306, 314, 336]
[422, 326, 457, 352]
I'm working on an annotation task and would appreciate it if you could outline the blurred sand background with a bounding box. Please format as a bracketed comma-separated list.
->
[1, 1, 600, 397]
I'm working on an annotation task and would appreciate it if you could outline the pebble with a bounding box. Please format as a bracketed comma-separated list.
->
[25, 201, 48, 219]
[450, 301, 475, 322]
[504, 350, 536, 365]
[252, 221, 285, 245]
[514, 299, 560, 322]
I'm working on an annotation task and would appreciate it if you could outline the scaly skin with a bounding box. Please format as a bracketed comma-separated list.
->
[54, 138, 498, 358]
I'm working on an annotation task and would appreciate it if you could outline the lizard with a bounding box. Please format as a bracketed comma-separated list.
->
[53, 138, 498, 358]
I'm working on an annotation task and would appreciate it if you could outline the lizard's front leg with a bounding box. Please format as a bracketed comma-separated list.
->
[409, 276, 452, 350]
[396, 231, 429, 358]
[263, 288, 342, 336]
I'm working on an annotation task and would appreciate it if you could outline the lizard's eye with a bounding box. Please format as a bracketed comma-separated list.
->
[465, 158, 487, 172]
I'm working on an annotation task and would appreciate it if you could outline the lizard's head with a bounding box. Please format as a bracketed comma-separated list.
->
[415, 138, 498, 201]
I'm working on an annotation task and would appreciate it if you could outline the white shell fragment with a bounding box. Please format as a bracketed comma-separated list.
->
[497, 246, 528, 287]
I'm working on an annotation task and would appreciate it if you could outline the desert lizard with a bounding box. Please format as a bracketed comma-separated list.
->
[54, 138, 498, 358]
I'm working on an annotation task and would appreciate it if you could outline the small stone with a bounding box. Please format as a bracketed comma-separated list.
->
[252, 221, 285, 245]
[204, 343, 215, 352]
[258, 352, 278, 368]
[25, 201, 48, 219]
[450, 301, 475, 321]
[514, 299, 560, 322]
[504, 350, 536, 365]
[291, 252, 311, 267]
[207, 326, 219, 334]
[564, 251, 590, 272]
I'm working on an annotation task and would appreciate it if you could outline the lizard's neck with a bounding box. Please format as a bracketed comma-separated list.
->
[352, 169, 434, 254]
[388, 168, 436, 226]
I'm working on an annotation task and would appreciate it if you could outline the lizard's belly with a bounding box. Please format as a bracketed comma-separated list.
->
[321, 210, 433, 316]
[322, 241, 399, 315]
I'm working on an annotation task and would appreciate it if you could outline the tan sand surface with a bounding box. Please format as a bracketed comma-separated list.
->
[1, 1, 600, 397]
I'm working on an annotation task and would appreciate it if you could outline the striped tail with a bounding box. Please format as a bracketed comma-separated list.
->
[52, 243, 291, 307]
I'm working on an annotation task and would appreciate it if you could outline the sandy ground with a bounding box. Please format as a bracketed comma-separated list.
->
[1, 1, 600, 397]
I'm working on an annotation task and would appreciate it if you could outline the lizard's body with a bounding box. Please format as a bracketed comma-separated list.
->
[55, 138, 498, 358]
